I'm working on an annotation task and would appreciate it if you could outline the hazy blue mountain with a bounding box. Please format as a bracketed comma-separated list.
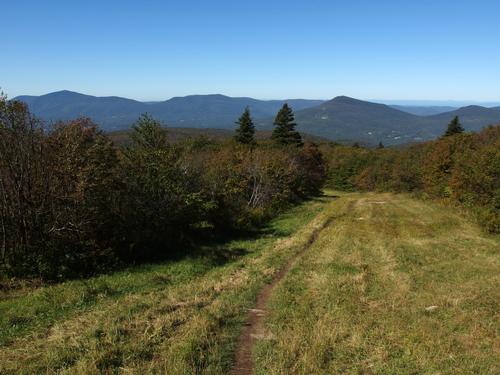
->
[259, 96, 500, 145]
[15, 91, 148, 129]
[14, 91, 323, 131]
[14, 91, 500, 145]
[259, 96, 431, 145]
[148, 94, 324, 128]
[390, 105, 457, 116]
[425, 105, 500, 132]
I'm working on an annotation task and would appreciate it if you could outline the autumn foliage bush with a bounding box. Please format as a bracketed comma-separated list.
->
[323, 126, 500, 233]
[0, 98, 326, 280]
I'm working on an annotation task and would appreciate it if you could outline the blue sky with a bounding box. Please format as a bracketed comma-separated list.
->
[3, 0, 500, 101]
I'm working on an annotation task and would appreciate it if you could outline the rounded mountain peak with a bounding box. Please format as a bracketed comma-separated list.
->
[330, 96, 364, 104]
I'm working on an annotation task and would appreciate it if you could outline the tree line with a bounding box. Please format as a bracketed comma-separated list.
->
[322, 117, 499, 233]
[0, 95, 325, 280]
[2, 91, 497, 281]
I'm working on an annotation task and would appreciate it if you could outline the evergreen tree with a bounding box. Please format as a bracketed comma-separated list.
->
[234, 107, 255, 145]
[378, 141, 384, 149]
[352, 142, 360, 148]
[443, 116, 464, 137]
[130, 113, 167, 149]
[271, 104, 303, 147]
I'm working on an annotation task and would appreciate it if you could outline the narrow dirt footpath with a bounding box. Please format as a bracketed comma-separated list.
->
[230, 214, 336, 375]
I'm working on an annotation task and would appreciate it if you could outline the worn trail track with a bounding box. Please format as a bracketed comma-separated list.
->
[230, 215, 335, 375]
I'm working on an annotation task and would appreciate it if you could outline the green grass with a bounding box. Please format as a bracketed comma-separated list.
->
[2, 192, 498, 374]
[0, 196, 329, 374]
[255, 193, 499, 374]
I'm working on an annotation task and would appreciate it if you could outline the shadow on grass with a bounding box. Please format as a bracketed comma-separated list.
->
[1, 193, 333, 291]
[136, 192, 338, 271]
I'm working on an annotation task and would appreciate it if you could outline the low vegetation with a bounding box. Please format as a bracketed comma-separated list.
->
[255, 192, 499, 374]
[2, 192, 497, 374]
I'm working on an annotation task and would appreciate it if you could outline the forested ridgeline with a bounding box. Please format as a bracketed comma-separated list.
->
[322, 123, 500, 233]
[0, 96, 325, 280]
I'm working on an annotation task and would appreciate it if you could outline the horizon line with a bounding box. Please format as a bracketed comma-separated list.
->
[8, 89, 500, 106]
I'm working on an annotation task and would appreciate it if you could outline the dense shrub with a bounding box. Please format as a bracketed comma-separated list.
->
[320, 144, 372, 191]
[0, 99, 326, 280]
[449, 127, 500, 232]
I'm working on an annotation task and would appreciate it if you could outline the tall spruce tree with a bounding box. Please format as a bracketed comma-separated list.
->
[443, 116, 464, 137]
[378, 141, 384, 149]
[130, 113, 168, 149]
[271, 104, 303, 147]
[234, 107, 255, 145]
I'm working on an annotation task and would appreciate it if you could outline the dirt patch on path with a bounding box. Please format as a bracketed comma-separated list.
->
[230, 215, 335, 375]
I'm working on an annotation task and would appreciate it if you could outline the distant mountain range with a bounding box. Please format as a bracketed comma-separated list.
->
[14, 91, 500, 145]
[15, 90, 322, 130]
[280, 97, 500, 144]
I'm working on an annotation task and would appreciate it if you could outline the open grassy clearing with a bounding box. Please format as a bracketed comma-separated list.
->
[1, 192, 498, 374]
[255, 193, 499, 374]
[0, 195, 333, 374]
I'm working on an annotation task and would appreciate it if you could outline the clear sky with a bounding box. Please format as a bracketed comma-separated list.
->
[3, 0, 500, 101]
